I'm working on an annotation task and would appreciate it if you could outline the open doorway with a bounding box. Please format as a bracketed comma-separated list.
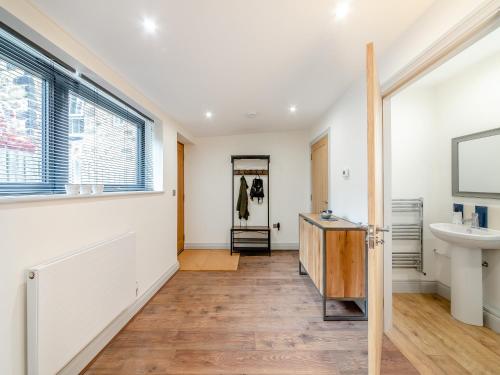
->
[382, 12, 500, 374]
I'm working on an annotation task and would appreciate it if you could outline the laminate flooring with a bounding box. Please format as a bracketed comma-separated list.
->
[84, 251, 413, 374]
[388, 293, 500, 375]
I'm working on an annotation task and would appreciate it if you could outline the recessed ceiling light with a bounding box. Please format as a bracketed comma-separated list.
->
[142, 17, 158, 34]
[289, 105, 297, 113]
[334, 1, 350, 20]
[245, 112, 258, 119]
[205, 111, 213, 119]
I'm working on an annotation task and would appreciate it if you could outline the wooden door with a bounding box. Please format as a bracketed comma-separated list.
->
[311, 136, 328, 213]
[366, 43, 385, 375]
[177, 142, 185, 254]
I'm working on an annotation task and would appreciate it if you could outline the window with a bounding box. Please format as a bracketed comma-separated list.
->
[67, 92, 141, 187]
[0, 59, 44, 185]
[0, 28, 154, 196]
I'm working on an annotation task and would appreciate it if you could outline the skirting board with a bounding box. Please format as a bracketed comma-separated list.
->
[392, 280, 437, 294]
[484, 306, 500, 334]
[185, 243, 229, 249]
[436, 280, 451, 301]
[58, 261, 179, 375]
[185, 243, 299, 250]
[393, 279, 498, 333]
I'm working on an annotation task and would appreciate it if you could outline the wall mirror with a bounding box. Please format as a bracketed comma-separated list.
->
[452, 127, 500, 198]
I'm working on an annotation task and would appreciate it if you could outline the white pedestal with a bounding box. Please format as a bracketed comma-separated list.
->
[450, 246, 483, 326]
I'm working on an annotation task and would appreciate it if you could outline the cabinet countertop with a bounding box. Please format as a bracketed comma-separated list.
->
[299, 213, 365, 231]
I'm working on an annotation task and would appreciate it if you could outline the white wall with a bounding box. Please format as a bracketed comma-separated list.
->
[308, 0, 491, 331]
[391, 87, 440, 282]
[391, 48, 500, 317]
[0, 2, 192, 374]
[309, 0, 490, 224]
[435, 49, 500, 317]
[309, 81, 368, 224]
[185, 131, 310, 249]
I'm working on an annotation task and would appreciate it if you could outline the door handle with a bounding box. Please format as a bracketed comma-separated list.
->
[366, 225, 389, 249]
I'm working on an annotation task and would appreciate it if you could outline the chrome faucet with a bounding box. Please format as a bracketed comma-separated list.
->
[463, 212, 480, 229]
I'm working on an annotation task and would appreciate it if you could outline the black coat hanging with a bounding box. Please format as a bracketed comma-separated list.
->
[236, 176, 250, 220]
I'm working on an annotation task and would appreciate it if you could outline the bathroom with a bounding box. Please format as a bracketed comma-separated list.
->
[387, 23, 500, 373]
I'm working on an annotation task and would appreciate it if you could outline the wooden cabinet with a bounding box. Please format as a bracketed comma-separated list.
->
[299, 217, 323, 293]
[325, 230, 366, 298]
[299, 214, 367, 320]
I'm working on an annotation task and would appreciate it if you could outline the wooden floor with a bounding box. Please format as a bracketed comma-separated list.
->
[381, 335, 419, 375]
[83, 251, 411, 374]
[86, 251, 367, 375]
[388, 293, 500, 375]
[179, 250, 240, 271]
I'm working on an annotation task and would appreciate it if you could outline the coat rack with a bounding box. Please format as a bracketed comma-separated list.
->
[231, 155, 271, 256]
[233, 169, 269, 176]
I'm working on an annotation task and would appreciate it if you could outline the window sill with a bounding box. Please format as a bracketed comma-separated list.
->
[0, 190, 165, 205]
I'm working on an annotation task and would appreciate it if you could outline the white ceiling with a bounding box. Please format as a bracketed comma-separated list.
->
[30, 0, 436, 136]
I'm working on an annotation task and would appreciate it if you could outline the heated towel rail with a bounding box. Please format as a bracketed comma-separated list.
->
[392, 198, 425, 274]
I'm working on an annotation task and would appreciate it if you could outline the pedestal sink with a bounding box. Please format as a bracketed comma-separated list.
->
[429, 223, 500, 326]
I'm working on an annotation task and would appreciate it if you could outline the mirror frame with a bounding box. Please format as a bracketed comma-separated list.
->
[452, 127, 500, 199]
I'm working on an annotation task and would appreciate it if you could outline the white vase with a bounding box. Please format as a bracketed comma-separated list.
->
[64, 184, 80, 195]
[92, 184, 104, 195]
[80, 184, 92, 195]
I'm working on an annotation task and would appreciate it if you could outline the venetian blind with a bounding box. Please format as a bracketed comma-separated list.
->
[0, 26, 154, 195]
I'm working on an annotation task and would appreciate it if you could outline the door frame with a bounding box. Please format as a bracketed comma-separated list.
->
[380, 2, 500, 332]
[310, 128, 332, 212]
[177, 141, 185, 255]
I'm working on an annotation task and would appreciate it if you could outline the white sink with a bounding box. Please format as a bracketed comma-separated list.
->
[429, 223, 500, 249]
[429, 222, 500, 326]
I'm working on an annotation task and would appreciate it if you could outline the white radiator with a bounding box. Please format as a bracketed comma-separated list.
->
[27, 232, 136, 375]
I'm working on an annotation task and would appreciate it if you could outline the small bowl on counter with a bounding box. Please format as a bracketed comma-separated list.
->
[320, 210, 333, 220]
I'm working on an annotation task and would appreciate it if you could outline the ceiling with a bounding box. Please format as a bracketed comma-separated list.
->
[30, 0, 436, 137]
